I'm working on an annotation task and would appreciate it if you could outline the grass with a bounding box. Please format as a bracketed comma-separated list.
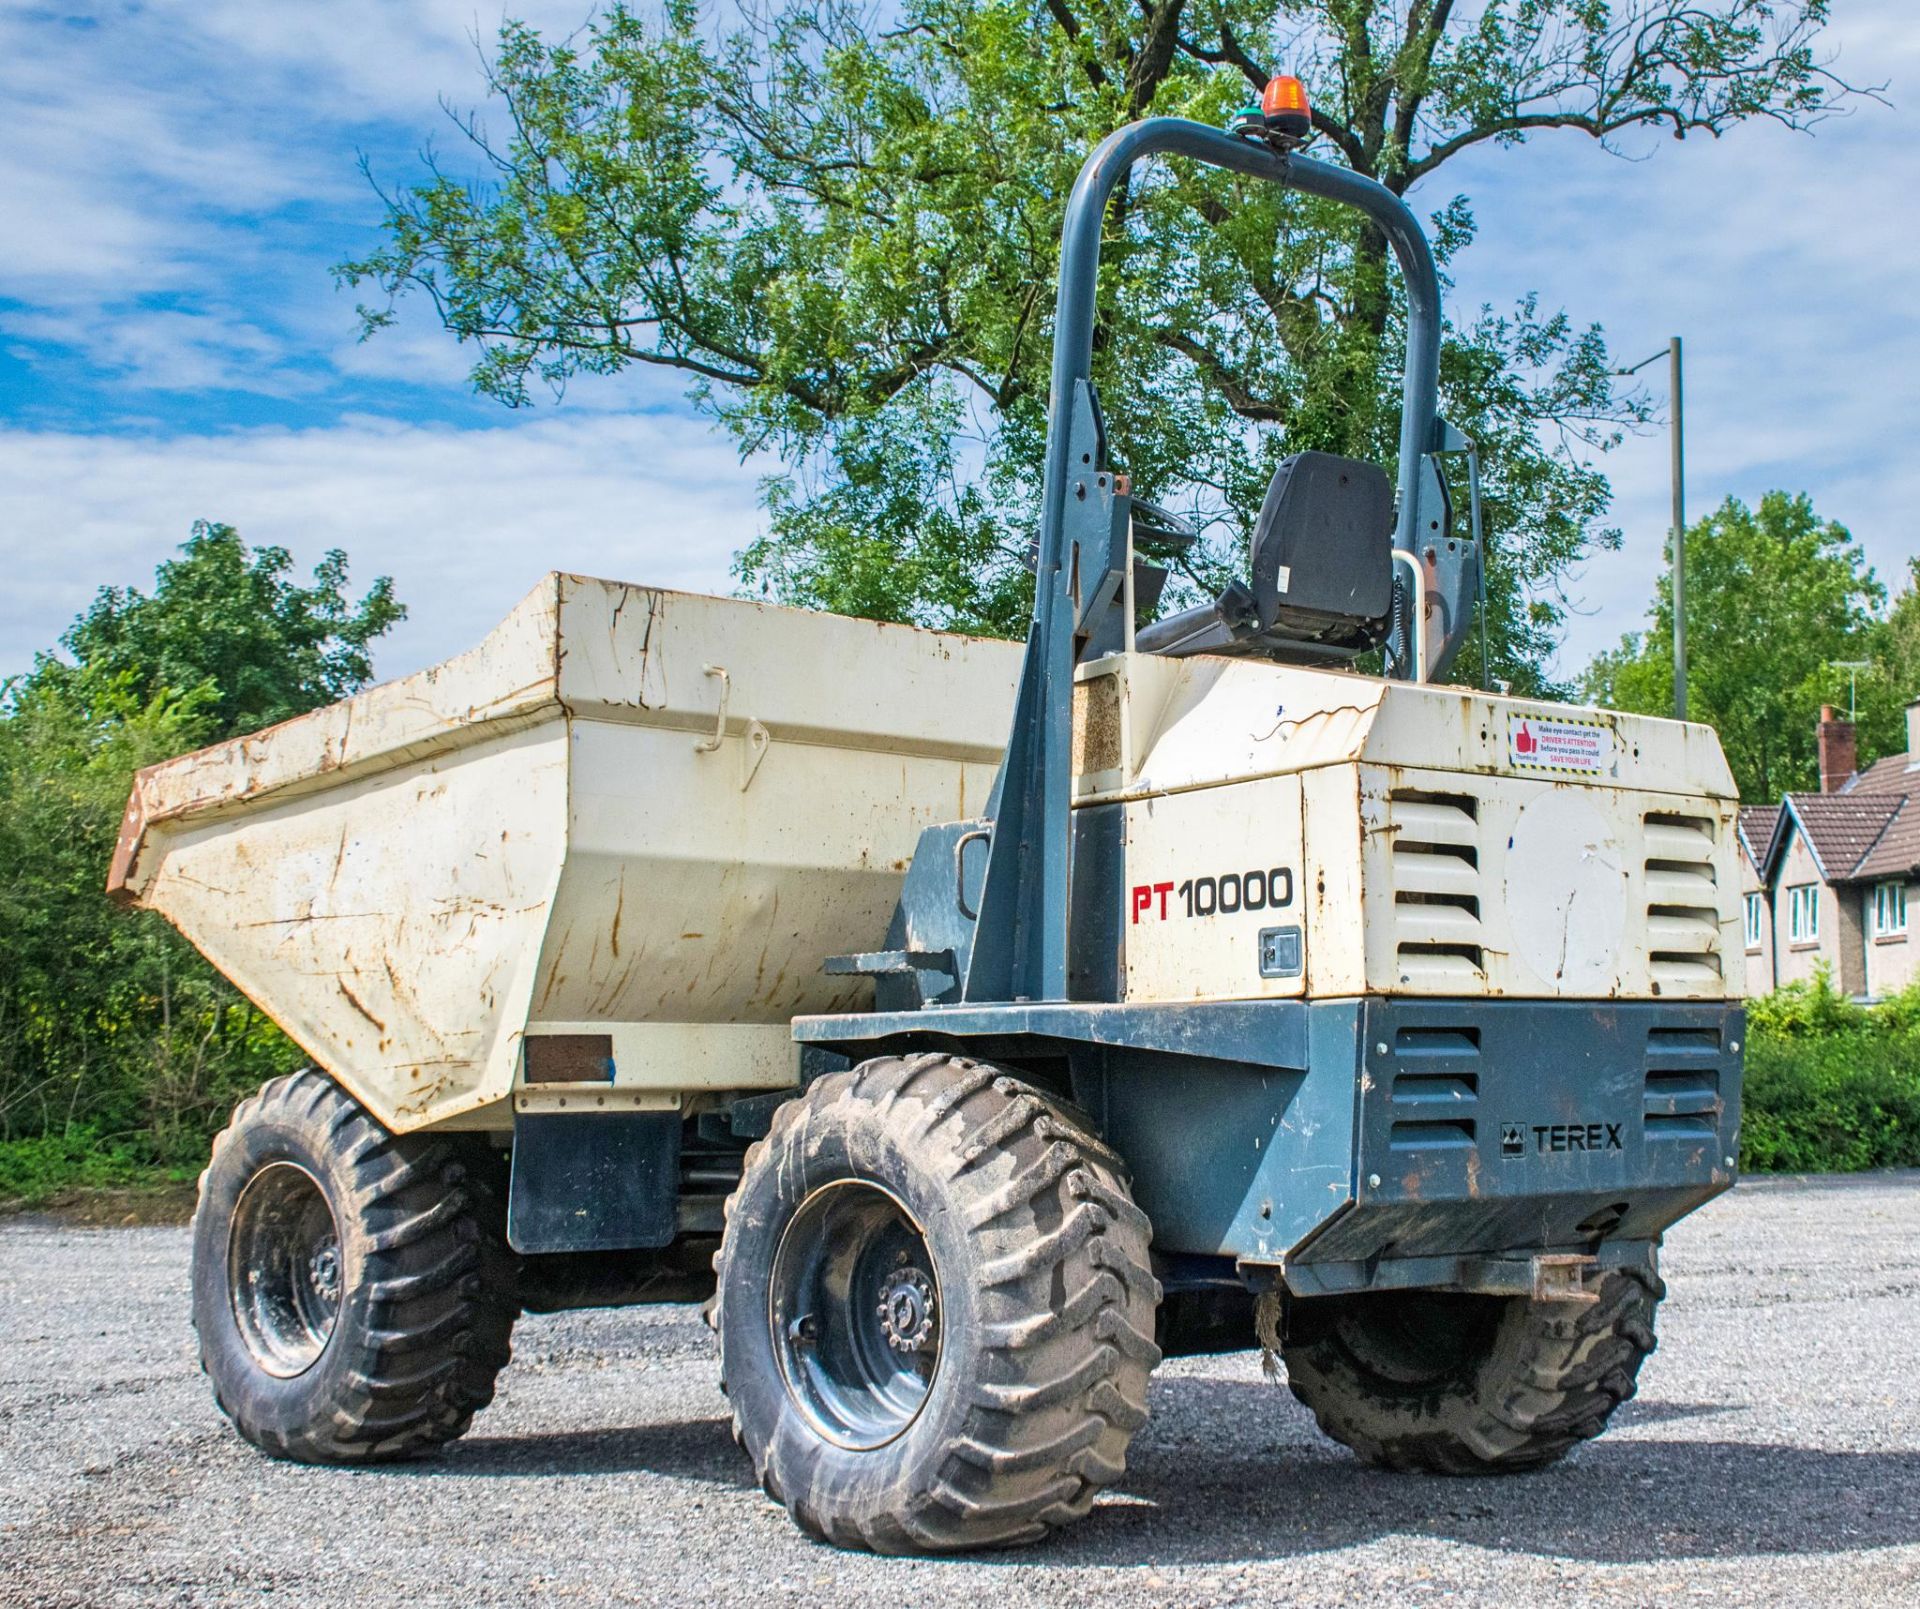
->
[0, 1126, 199, 1216]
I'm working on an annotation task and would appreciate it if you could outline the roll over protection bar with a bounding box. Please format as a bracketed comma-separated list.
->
[964, 118, 1449, 1007]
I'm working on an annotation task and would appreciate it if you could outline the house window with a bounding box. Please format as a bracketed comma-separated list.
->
[1872, 881, 1908, 939]
[1788, 884, 1820, 944]
[1744, 893, 1765, 950]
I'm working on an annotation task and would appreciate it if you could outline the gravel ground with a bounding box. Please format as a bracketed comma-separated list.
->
[3, 1173, 1917, 1608]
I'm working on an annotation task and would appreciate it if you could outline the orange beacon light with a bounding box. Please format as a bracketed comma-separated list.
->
[1261, 74, 1312, 141]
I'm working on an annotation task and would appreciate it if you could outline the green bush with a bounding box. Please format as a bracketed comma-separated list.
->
[0, 524, 398, 1209]
[1742, 974, 1920, 1173]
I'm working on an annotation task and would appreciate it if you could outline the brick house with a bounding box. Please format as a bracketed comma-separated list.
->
[1739, 703, 1920, 998]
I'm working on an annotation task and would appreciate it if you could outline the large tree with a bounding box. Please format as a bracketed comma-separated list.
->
[1870, 557, 1920, 731]
[343, 0, 1849, 691]
[1581, 491, 1888, 800]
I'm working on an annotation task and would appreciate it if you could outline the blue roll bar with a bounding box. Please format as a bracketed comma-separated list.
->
[963, 117, 1443, 1007]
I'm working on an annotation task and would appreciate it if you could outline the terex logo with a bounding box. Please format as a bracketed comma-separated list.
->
[1530, 1122, 1623, 1154]
[1503, 1121, 1622, 1157]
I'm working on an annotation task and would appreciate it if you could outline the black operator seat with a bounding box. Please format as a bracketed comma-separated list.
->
[1134, 450, 1395, 663]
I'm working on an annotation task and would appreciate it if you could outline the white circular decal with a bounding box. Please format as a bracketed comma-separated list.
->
[1505, 791, 1627, 990]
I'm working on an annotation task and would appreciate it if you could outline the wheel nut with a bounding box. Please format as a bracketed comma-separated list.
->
[876, 1267, 936, 1353]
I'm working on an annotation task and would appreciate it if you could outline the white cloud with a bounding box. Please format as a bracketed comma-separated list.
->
[0, 15, 304, 303]
[184, 2, 599, 125]
[1441, 11, 1920, 679]
[0, 412, 764, 679]
[3, 0, 1917, 696]
[0, 2, 595, 375]
[1, 305, 307, 395]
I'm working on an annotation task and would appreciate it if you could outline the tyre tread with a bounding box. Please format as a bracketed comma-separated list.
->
[193, 1069, 518, 1466]
[1284, 1265, 1662, 1474]
[712, 1055, 1160, 1553]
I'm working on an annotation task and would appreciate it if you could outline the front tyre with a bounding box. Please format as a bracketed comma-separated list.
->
[191, 1070, 518, 1464]
[1281, 1265, 1662, 1473]
[714, 1055, 1160, 1553]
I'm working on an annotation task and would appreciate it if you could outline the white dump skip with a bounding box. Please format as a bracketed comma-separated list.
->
[111, 576, 1021, 1132]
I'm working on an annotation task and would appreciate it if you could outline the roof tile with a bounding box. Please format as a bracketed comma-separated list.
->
[1779, 791, 1904, 883]
[1843, 753, 1920, 795]
[1738, 805, 1780, 869]
[1853, 802, 1920, 880]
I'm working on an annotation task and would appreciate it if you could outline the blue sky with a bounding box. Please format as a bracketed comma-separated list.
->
[4, 2, 1916, 689]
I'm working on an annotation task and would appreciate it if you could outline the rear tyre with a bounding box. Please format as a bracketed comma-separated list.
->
[714, 1054, 1160, 1553]
[1280, 1265, 1662, 1473]
[191, 1069, 518, 1464]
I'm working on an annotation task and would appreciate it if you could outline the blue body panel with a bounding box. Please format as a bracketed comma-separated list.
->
[792, 997, 1742, 1282]
[793, 998, 1310, 1071]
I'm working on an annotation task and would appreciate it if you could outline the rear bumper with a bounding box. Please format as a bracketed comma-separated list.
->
[1088, 997, 1742, 1278]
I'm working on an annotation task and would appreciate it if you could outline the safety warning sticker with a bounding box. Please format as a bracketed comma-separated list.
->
[1507, 713, 1613, 776]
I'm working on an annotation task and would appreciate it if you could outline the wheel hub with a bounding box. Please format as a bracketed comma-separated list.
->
[768, 1179, 943, 1450]
[308, 1240, 342, 1306]
[878, 1266, 935, 1353]
[227, 1160, 344, 1379]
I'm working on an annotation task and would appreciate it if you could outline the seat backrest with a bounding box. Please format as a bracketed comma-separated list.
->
[1248, 451, 1393, 651]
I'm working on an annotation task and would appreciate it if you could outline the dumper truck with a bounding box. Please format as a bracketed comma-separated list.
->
[112, 87, 1744, 1554]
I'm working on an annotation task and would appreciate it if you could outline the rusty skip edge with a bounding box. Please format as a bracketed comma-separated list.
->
[104, 784, 149, 907]
[104, 702, 562, 906]
[105, 572, 1020, 907]
[105, 575, 574, 907]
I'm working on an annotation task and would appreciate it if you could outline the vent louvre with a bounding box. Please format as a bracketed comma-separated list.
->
[1645, 1112, 1717, 1140]
[1392, 1072, 1480, 1105]
[1394, 1025, 1482, 1056]
[1643, 813, 1721, 989]
[1389, 1118, 1477, 1150]
[1647, 1026, 1720, 1055]
[1645, 1023, 1723, 1136]
[1644, 1069, 1720, 1115]
[1389, 789, 1484, 977]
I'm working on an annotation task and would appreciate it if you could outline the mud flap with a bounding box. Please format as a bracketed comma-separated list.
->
[507, 1111, 681, 1254]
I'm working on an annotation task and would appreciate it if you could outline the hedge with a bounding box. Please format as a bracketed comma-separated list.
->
[1740, 974, 1920, 1173]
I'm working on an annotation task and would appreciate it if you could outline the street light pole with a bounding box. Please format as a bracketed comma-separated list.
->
[1668, 337, 1686, 721]
[1619, 338, 1689, 721]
